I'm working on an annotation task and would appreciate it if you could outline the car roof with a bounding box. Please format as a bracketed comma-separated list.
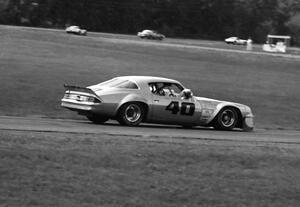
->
[115, 76, 180, 84]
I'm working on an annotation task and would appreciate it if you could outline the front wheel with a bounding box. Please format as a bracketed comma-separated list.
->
[117, 103, 145, 126]
[86, 114, 108, 124]
[214, 107, 238, 130]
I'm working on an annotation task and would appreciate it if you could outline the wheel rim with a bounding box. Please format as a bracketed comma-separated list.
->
[220, 109, 236, 127]
[125, 104, 141, 123]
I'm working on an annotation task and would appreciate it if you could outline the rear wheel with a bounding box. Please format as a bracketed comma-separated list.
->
[117, 103, 145, 126]
[86, 114, 108, 124]
[214, 107, 238, 130]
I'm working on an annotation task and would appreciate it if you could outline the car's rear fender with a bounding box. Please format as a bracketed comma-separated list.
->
[114, 94, 149, 116]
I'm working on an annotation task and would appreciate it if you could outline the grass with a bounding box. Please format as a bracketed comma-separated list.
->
[1, 130, 300, 207]
[1, 26, 300, 207]
[0, 25, 300, 129]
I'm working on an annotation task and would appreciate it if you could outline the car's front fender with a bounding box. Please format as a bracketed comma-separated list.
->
[206, 102, 254, 131]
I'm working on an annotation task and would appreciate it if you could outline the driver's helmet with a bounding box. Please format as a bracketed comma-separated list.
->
[181, 89, 193, 99]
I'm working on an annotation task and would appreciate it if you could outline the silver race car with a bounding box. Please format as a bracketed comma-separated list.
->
[61, 76, 254, 131]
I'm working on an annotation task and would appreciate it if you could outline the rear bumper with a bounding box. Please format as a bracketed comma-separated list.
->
[61, 101, 94, 111]
[61, 99, 117, 117]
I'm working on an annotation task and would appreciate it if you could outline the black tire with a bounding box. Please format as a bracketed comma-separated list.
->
[117, 103, 145, 126]
[86, 114, 108, 124]
[214, 107, 238, 130]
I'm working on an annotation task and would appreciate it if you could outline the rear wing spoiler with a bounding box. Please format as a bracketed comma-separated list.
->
[64, 84, 98, 96]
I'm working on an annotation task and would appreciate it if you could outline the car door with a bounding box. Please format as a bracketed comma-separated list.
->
[148, 82, 201, 125]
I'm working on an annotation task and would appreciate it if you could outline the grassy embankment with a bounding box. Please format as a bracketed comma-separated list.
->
[0, 26, 300, 129]
[1, 130, 300, 207]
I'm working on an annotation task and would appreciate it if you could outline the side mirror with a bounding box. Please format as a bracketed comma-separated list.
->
[181, 89, 193, 99]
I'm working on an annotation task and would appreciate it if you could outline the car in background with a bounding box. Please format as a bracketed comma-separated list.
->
[65, 25, 87, 36]
[61, 76, 254, 131]
[137, 30, 165, 40]
[225, 37, 247, 45]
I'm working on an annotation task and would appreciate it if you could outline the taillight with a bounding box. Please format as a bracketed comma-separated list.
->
[86, 96, 101, 103]
[90, 97, 101, 103]
[64, 93, 101, 103]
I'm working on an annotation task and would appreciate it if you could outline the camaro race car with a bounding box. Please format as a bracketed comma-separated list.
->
[61, 76, 254, 131]
[65, 25, 87, 36]
[137, 30, 165, 40]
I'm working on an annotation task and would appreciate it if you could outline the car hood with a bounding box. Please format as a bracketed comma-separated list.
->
[195, 96, 247, 109]
[194, 96, 253, 124]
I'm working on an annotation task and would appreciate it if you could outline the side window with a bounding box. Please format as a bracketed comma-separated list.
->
[149, 83, 165, 96]
[168, 83, 184, 94]
[149, 82, 184, 97]
[149, 83, 157, 93]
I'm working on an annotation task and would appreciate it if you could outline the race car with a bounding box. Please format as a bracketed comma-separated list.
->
[61, 76, 254, 131]
[137, 30, 165, 40]
[65, 25, 87, 36]
[225, 37, 247, 45]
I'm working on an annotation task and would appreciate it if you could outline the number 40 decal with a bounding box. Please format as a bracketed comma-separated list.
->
[166, 101, 195, 116]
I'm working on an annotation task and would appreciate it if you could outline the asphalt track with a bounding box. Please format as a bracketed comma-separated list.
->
[0, 116, 299, 144]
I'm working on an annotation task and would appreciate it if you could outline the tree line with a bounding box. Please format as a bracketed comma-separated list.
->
[1, 0, 300, 45]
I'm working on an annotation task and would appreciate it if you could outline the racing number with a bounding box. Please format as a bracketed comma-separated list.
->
[166, 101, 195, 116]
[166, 101, 179, 114]
[181, 102, 195, 115]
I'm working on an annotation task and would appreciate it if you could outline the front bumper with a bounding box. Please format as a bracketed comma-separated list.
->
[242, 115, 254, 131]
